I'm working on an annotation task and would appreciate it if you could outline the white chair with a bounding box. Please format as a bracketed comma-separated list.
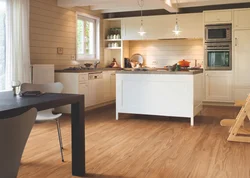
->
[0, 108, 37, 178]
[21, 82, 65, 162]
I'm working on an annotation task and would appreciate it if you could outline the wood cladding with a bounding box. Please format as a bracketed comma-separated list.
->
[129, 39, 203, 67]
[30, 0, 104, 69]
[18, 105, 250, 178]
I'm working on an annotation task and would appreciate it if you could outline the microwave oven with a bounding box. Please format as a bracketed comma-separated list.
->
[205, 24, 232, 43]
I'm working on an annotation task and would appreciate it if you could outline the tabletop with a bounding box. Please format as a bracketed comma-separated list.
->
[0, 91, 84, 118]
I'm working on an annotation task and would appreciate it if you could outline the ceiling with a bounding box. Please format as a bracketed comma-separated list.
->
[57, 0, 250, 13]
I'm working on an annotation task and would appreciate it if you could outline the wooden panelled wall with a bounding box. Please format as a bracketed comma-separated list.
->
[129, 39, 203, 68]
[30, 0, 104, 69]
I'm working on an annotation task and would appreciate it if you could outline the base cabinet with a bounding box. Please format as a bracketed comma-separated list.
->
[55, 71, 116, 113]
[110, 72, 116, 100]
[205, 72, 233, 102]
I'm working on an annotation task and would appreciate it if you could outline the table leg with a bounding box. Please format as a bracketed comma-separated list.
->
[71, 96, 85, 176]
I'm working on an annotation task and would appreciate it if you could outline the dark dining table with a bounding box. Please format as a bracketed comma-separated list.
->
[0, 91, 85, 177]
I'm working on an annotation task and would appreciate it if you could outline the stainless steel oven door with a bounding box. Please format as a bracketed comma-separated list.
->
[205, 43, 232, 70]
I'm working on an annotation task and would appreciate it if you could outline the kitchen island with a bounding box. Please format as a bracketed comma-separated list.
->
[116, 70, 203, 126]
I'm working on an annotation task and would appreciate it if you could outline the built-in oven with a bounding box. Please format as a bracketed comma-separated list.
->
[205, 42, 232, 70]
[205, 24, 232, 43]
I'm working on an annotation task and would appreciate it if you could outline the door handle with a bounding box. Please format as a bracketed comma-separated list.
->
[235, 38, 238, 46]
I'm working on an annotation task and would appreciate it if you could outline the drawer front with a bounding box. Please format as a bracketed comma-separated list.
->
[79, 74, 88, 83]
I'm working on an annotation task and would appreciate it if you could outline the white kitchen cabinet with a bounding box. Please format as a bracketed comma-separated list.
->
[116, 72, 203, 126]
[79, 83, 89, 107]
[55, 73, 89, 113]
[205, 72, 233, 102]
[110, 71, 116, 100]
[103, 71, 112, 102]
[102, 71, 116, 102]
[88, 72, 104, 106]
[204, 10, 232, 24]
[234, 9, 250, 29]
[121, 13, 203, 40]
[177, 13, 203, 39]
[234, 30, 250, 100]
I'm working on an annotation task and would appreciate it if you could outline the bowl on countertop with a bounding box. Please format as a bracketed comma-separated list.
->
[84, 63, 93, 68]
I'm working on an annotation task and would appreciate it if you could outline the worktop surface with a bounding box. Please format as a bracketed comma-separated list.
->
[116, 69, 203, 75]
[55, 68, 121, 73]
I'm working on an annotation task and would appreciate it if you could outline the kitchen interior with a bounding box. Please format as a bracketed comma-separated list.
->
[19, 0, 250, 177]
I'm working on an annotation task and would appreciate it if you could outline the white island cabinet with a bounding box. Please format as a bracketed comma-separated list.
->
[116, 71, 203, 126]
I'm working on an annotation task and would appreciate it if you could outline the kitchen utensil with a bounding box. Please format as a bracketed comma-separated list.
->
[130, 54, 144, 68]
[84, 63, 92, 68]
[178, 60, 191, 67]
[124, 58, 132, 68]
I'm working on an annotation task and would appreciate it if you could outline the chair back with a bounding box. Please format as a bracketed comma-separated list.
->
[21, 82, 63, 93]
[0, 108, 37, 178]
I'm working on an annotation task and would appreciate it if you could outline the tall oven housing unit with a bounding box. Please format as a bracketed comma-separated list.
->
[204, 24, 232, 70]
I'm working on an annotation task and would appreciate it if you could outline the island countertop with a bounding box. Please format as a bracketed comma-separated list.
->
[116, 69, 203, 75]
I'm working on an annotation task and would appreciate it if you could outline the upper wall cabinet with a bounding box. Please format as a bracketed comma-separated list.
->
[177, 13, 203, 39]
[204, 10, 232, 24]
[121, 13, 203, 40]
[234, 9, 250, 29]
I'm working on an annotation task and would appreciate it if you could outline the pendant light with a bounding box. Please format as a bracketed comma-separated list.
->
[173, 0, 181, 36]
[138, 0, 146, 36]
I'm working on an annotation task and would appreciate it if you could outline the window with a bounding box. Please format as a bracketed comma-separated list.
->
[0, 1, 6, 91]
[77, 13, 100, 60]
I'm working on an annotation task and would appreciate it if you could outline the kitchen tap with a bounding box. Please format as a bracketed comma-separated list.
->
[94, 61, 100, 69]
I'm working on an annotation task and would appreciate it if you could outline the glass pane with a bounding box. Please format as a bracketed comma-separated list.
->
[208, 29, 227, 39]
[0, 1, 6, 91]
[207, 51, 229, 67]
[85, 20, 94, 55]
[77, 19, 84, 54]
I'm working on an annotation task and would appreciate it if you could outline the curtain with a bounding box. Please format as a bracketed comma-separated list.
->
[5, 0, 30, 90]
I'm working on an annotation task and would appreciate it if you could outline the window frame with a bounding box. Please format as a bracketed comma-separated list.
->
[76, 12, 100, 61]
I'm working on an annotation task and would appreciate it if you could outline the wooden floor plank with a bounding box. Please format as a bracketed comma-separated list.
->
[18, 105, 250, 178]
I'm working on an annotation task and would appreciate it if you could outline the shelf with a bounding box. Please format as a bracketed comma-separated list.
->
[105, 47, 122, 50]
[105, 39, 122, 41]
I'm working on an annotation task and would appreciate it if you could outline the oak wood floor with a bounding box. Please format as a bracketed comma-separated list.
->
[18, 105, 250, 178]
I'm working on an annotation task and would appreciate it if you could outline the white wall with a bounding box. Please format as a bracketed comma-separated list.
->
[128, 39, 204, 68]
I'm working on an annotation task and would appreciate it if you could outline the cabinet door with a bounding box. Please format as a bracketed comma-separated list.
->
[79, 83, 89, 107]
[234, 30, 250, 100]
[103, 71, 112, 102]
[88, 79, 104, 106]
[88, 80, 95, 106]
[204, 10, 232, 24]
[122, 13, 203, 40]
[234, 9, 250, 29]
[178, 13, 203, 39]
[110, 72, 116, 100]
[122, 17, 141, 40]
[96, 79, 104, 104]
[205, 72, 233, 102]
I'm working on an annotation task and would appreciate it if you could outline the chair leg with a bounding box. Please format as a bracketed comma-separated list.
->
[56, 119, 64, 162]
[57, 118, 64, 149]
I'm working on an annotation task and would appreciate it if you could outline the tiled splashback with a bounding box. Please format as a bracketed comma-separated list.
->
[129, 39, 204, 68]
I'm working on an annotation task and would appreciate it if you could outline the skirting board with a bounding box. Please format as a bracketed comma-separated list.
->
[203, 101, 235, 107]
[85, 100, 115, 111]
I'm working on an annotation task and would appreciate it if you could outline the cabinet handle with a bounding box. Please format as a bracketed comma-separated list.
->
[235, 38, 238, 46]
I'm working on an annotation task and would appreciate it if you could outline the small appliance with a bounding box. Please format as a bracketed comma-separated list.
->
[205, 24, 232, 43]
